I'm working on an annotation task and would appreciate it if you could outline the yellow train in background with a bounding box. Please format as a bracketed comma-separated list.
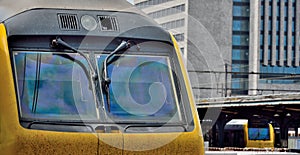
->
[0, 0, 204, 154]
[224, 119, 275, 148]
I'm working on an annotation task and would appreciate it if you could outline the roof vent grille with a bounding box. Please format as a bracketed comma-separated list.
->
[98, 16, 118, 31]
[58, 14, 79, 31]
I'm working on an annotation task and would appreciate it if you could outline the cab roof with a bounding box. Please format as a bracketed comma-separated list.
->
[0, 0, 142, 22]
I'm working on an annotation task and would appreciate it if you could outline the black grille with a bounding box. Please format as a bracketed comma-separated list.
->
[98, 16, 118, 31]
[58, 14, 79, 31]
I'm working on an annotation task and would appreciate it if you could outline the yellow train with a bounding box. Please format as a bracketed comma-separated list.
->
[0, 0, 204, 154]
[224, 119, 275, 148]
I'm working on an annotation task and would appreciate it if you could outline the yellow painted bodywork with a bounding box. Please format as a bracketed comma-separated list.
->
[0, 23, 101, 155]
[123, 132, 203, 154]
[244, 124, 275, 148]
[0, 24, 204, 154]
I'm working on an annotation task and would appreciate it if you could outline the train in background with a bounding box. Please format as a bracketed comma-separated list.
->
[224, 119, 275, 148]
[0, 0, 204, 154]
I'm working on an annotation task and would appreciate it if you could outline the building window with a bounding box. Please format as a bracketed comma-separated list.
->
[161, 19, 184, 29]
[233, 5, 250, 17]
[268, 4, 272, 16]
[233, 0, 250, 2]
[174, 33, 184, 42]
[136, 0, 173, 9]
[268, 19, 272, 30]
[180, 47, 184, 54]
[259, 65, 300, 84]
[233, 20, 249, 31]
[276, 3, 280, 17]
[276, 20, 279, 31]
[148, 4, 185, 19]
[261, 20, 264, 31]
[232, 49, 249, 61]
[284, 5, 288, 17]
[284, 20, 287, 32]
[292, 20, 295, 32]
[232, 35, 249, 46]
[276, 49, 279, 61]
[284, 35, 287, 46]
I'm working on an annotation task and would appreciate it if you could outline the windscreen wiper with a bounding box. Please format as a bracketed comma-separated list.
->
[102, 40, 131, 112]
[51, 37, 100, 108]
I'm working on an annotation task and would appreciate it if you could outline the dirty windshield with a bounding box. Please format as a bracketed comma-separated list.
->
[13, 52, 182, 123]
[14, 52, 98, 121]
[97, 54, 181, 123]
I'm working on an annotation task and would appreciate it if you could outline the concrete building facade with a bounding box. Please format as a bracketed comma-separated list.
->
[188, 0, 300, 98]
[134, 0, 189, 61]
[134, 0, 300, 98]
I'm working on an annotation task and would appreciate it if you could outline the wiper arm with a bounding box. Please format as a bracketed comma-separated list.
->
[51, 37, 97, 80]
[102, 40, 131, 112]
[51, 37, 101, 112]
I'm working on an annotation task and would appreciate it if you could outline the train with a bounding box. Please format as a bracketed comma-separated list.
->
[0, 0, 204, 154]
[224, 119, 275, 148]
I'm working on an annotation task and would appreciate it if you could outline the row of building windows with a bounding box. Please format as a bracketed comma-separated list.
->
[136, 0, 173, 9]
[259, 0, 297, 68]
[161, 18, 185, 29]
[261, 0, 296, 17]
[259, 79, 299, 84]
[261, 0, 296, 5]
[233, 0, 250, 3]
[260, 48, 296, 60]
[259, 34, 295, 47]
[261, 64, 300, 73]
[148, 4, 185, 19]
[260, 64, 300, 84]
[260, 19, 295, 32]
[260, 0, 296, 32]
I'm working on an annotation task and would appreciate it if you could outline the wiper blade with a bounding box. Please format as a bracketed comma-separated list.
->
[51, 37, 97, 80]
[102, 40, 131, 112]
[51, 37, 101, 110]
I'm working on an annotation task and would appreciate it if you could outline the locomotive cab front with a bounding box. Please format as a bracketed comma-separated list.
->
[0, 0, 204, 154]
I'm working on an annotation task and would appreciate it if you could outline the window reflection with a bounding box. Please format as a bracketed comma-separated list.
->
[97, 54, 181, 122]
[14, 52, 97, 120]
[14, 52, 182, 123]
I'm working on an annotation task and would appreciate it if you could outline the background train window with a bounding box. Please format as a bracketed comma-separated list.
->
[248, 128, 270, 140]
[13, 52, 98, 121]
[97, 54, 182, 123]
